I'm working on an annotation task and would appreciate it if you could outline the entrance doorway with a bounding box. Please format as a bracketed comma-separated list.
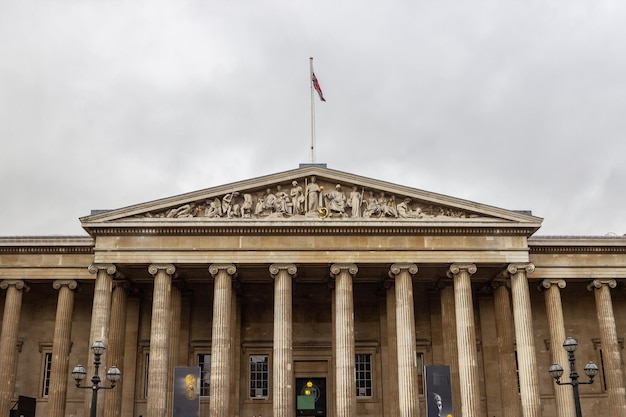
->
[295, 377, 326, 417]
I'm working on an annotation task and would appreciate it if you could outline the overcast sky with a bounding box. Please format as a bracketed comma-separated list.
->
[1, 0, 625, 237]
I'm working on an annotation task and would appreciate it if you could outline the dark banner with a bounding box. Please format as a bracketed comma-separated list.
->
[295, 377, 326, 416]
[425, 365, 453, 417]
[173, 367, 201, 417]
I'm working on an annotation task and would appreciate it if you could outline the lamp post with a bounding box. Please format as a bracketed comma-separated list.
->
[548, 337, 599, 417]
[71, 340, 122, 417]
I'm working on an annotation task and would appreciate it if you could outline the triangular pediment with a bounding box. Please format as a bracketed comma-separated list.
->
[80, 166, 542, 234]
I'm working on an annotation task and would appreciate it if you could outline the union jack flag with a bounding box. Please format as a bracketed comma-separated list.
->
[312, 72, 326, 102]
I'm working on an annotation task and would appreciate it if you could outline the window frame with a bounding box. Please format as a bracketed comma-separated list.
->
[355, 353, 373, 398]
[38, 343, 53, 398]
[249, 354, 270, 399]
[189, 341, 213, 398]
[197, 353, 212, 397]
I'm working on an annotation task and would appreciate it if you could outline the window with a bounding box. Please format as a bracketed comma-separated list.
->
[42, 352, 52, 397]
[417, 352, 424, 395]
[198, 354, 211, 396]
[249, 354, 269, 398]
[143, 353, 150, 398]
[598, 348, 607, 391]
[38, 343, 53, 398]
[515, 351, 520, 393]
[356, 354, 373, 397]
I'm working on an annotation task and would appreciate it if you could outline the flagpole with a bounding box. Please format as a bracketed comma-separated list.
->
[309, 57, 315, 164]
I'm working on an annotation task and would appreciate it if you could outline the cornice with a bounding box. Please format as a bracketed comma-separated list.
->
[529, 237, 626, 254]
[83, 224, 539, 237]
[0, 237, 94, 255]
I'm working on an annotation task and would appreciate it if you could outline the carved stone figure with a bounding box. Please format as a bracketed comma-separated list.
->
[263, 188, 277, 215]
[167, 203, 195, 218]
[306, 177, 321, 213]
[378, 193, 398, 218]
[397, 198, 423, 219]
[205, 198, 222, 218]
[222, 192, 240, 218]
[347, 186, 362, 218]
[240, 194, 253, 218]
[275, 185, 289, 214]
[363, 191, 381, 218]
[254, 197, 265, 216]
[325, 184, 347, 216]
[290, 181, 305, 215]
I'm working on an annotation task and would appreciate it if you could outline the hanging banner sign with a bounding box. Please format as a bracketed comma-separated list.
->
[173, 366, 201, 417]
[425, 365, 454, 417]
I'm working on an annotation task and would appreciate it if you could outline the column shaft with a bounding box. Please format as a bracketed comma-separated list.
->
[166, 283, 183, 417]
[331, 263, 358, 417]
[209, 264, 237, 417]
[390, 263, 419, 417]
[48, 280, 78, 417]
[147, 264, 175, 417]
[493, 282, 522, 417]
[508, 264, 541, 417]
[440, 283, 461, 417]
[271, 264, 297, 417]
[450, 264, 480, 417]
[540, 279, 572, 417]
[0, 280, 28, 415]
[384, 281, 400, 417]
[86, 264, 116, 417]
[590, 279, 626, 417]
[104, 281, 129, 417]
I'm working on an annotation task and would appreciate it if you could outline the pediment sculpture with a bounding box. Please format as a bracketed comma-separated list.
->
[141, 176, 477, 221]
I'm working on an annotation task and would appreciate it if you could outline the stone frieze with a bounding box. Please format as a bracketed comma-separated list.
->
[139, 176, 481, 221]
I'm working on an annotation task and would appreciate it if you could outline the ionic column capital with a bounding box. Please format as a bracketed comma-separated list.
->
[52, 280, 78, 291]
[330, 263, 358, 278]
[0, 280, 29, 292]
[539, 279, 566, 291]
[587, 279, 617, 291]
[208, 263, 237, 277]
[388, 263, 418, 278]
[506, 263, 535, 276]
[269, 264, 297, 278]
[148, 264, 176, 276]
[88, 263, 117, 276]
[447, 263, 477, 277]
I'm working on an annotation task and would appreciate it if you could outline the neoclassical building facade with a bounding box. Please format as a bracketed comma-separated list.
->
[1, 165, 625, 417]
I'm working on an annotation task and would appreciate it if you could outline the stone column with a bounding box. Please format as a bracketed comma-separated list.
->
[439, 281, 462, 417]
[86, 264, 116, 417]
[331, 263, 358, 417]
[104, 280, 130, 417]
[146, 264, 176, 417]
[492, 280, 522, 417]
[383, 279, 399, 417]
[270, 264, 297, 417]
[209, 264, 237, 417]
[166, 281, 183, 417]
[540, 279, 572, 417]
[48, 280, 78, 417]
[389, 263, 419, 417]
[507, 263, 540, 417]
[448, 264, 480, 417]
[0, 280, 29, 415]
[588, 279, 626, 417]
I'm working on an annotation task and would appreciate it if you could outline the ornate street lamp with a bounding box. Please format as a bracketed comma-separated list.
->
[72, 341, 122, 417]
[548, 337, 598, 417]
